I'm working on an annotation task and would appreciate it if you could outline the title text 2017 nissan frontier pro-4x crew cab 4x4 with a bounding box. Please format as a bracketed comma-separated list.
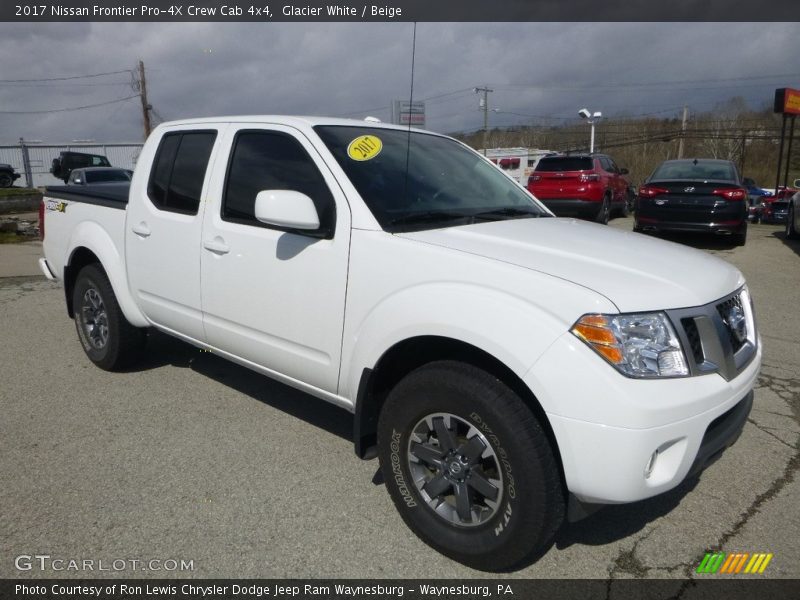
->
[39, 116, 760, 571]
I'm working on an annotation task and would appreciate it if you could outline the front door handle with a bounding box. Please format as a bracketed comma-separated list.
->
[203, 238, 230, 255]
[131, 222, 151, 238]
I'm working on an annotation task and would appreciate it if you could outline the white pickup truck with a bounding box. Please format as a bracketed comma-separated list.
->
[40, 116, 760, 571]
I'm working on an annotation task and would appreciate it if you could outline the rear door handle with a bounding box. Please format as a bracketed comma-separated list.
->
[203, 238, 230, 255]
[131, 222, 151, 238]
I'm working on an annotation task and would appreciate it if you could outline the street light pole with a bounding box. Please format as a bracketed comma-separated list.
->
[578, 108, 602, 153]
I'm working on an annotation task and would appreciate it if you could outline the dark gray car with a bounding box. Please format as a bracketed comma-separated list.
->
[634, 158, 748, 246]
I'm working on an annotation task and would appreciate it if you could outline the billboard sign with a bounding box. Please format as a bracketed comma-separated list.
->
[392, 100, 426, 127]
[774, 88, 800, 115]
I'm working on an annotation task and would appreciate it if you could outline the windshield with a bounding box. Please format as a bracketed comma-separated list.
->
[314, 126, 548, 232]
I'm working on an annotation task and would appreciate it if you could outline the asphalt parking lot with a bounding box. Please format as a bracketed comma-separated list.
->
[1, 217, 798, 580]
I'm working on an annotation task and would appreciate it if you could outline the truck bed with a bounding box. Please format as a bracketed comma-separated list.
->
[42, 184, 129, 284]
[45, 183, 130, 209]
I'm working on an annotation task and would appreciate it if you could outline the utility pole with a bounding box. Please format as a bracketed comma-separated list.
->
[19, 138, 33, 188]
[474, 86, 493, 155]
[677, 105, 688, 159]
[137, 60, 152, 139]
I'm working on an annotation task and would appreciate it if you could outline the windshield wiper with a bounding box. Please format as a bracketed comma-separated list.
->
[471, 207, 546, 221]
[387, 211, 473, 228]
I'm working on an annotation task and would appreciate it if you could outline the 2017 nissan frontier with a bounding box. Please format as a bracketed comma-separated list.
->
[39, 116, 760, 570]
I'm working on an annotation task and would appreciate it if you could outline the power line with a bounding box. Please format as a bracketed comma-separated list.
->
[493, 71, 800, 91]
[0, 81, 132, 88]
[0, 95, 139, 115]
[0, 69, 132, 83]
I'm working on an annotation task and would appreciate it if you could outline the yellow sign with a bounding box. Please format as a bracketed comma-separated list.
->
[347, 135, 382, 161]
[785, 89, 800, 115]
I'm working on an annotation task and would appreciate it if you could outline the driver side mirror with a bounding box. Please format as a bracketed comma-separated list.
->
[619, 168, 629, 175]
[254, 190, 320, 231]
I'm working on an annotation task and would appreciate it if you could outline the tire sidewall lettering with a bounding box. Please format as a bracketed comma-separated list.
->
[390, 429, 417, 508]
[469, 411, 516, 536]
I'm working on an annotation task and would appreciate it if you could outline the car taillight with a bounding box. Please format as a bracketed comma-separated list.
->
[712, 188, 746, 201]
[578, 173, 600, 182]
[639, 185, 669, 198]
[39, 199, 45, 241]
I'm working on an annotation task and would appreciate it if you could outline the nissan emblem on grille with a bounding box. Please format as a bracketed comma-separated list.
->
[724, 304, 747, 344]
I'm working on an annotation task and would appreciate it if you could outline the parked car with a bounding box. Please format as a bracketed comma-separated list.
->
[67, 167, 132, 186]
[761, 187, 795, 224]
[40, 117, 760, 571]
[786, 191, 800, 239]
[526, 153, 632, 224]
[742, 177, 771, 223]
[0, 163, 21, 188]
[634, 158, 748, 245]
[51, 151, 112, 184]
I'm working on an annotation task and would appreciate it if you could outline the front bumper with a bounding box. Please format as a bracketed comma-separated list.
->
[635, 217, 747, 235]
[525, 294, 761, 504]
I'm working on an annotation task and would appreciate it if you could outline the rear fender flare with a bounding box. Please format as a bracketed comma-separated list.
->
[66, 221, 148, 327]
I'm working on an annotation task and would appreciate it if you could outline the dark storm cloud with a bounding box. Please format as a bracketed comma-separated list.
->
[1, 22, 798, 143]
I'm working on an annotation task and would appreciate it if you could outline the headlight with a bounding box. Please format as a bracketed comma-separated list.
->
[571, 312, 688, 378]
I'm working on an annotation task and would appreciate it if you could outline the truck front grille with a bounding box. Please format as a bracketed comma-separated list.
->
[716, 294, 747, 354]
[667, 288, 756, 381]
[681, 317, 704, 364]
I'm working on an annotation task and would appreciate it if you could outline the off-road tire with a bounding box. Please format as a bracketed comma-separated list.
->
[377, 361, 565, 571]
[72, 264, 145, 370]
[0, 171, 13, 188]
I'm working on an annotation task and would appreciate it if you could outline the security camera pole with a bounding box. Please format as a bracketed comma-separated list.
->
[579, 108, 602, 153]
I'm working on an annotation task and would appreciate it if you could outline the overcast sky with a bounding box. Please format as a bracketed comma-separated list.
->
[1, 22, 799, 144]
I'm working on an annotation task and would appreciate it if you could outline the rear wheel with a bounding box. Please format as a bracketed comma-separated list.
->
[596, 195, 611, 224]
[732, 228, 747, 247]
[787, 206, 799, 240]
[0, 172, 13, 188]
[72, 264, 146, 370]
[377, 361, 565, 571]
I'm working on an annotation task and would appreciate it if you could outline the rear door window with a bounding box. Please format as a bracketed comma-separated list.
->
[147, 131, 217, 215]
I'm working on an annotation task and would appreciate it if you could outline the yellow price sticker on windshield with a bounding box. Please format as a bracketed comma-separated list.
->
[347, 135, 383, 161]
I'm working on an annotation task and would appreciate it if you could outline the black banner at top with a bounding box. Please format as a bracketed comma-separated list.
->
[1, 0, 799, 22]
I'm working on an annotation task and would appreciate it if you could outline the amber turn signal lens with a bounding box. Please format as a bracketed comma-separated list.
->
[572, 323, 617, 345]
[571, 314, 624, 365]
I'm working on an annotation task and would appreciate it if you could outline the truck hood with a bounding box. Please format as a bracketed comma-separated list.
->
[397, 218, 744, 312]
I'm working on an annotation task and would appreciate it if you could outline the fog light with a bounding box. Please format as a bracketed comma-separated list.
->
[644, 450, 659, 479]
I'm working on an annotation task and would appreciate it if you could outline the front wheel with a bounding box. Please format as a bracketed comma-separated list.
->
[377, 361, 565, 571]
[73, 264, 146, 370]
[0, 172, 13, 188]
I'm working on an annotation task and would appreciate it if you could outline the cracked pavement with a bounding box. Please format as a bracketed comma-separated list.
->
[1, 218, 798, 580]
